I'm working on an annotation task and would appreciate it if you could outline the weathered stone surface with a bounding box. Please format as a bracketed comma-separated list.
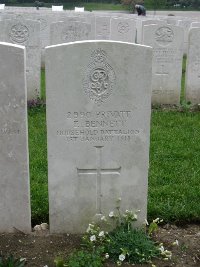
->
[46, 41, 152, 233]
[110, 17, 136, 42]
[143, 24, 184, 104]
[185, 27, 200, 104]
[95, 16, 111, 40]
[136, 18, 165, 44]
[0, 18, 41, 100]
[50, 21, 93, 45]
[177, 19, 192, 54]
[0, 42, 31, 233]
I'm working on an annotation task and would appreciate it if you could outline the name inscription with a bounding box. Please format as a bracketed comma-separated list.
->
[57, 110, 140, 143]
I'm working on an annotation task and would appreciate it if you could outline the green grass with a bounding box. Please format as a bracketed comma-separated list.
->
[7, 2, 130, 11]
[28, 64, 200, 225]
[180, 55, 187, 104]
[148, 110, 200, 224]
[28, 106, 48, 225]
[28, 107, 200, 225]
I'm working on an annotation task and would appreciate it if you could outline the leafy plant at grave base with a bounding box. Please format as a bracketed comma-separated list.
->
[55, 199, 172, 267]
[0, 255, 25, 267]
[180, 100, 192, 111]
[62, 249, 104, 267]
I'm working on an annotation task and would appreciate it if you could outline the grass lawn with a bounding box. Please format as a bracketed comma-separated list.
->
[29, 65, 200, 226]
[7, 2, 130, 12]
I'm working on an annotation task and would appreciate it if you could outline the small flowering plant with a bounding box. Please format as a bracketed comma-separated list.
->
[60, 199, 172, 267]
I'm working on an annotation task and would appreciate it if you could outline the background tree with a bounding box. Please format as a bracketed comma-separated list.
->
[145, 0, 167, 10]
[121, 0, 140, 13]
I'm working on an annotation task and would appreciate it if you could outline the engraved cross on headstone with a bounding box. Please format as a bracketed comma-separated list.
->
[77, 146, 121, 215]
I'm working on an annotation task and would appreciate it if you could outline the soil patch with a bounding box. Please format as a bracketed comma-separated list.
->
[0, 224, 199, 267]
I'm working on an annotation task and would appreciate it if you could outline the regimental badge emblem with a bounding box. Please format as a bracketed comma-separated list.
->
[9, 23, 29, 44]
[83, 49, 116, 105]
[117, 22, 130, 34]
[155, 26, 174, 46]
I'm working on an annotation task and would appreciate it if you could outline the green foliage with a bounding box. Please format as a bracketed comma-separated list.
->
[56, 204, 162, 266]
[54, 257, 65, 267]
[28, 106, 48, 225]
[0, 255, 25, 267]
[120, 0, 137, 13]
[145, 0, 167, 9]
[65, 250, 104, 267]
[148, 110, 200, 223]
[106, 227, 160, 264]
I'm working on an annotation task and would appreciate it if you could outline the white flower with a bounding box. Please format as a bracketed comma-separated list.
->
[144, 219, 149, 225]
[109, 211, 114, 218]
[90, 235, 96, 242]
[101, 215, 107, 221]
[105, 253, 109, 259]
[159, 245, 165, 253]
[86, 223, 94, 233]
[172, 239, 179, 246]
[133, 213, 138, 220]
[99, 231, 105, 237]
[164, 250, 172, 259]
[153, 218, 160, 223]
[119, 254, 125, 261]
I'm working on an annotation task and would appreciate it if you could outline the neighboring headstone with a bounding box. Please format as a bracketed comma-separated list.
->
[0, 42, 31, 233]
[52, 5, 63, 12]
[0, 4, 5, 10]
[190, 22, 200, 28]
[75, 7, 84, 12]
[95, 16, 111, 40]
[136, 18, 164, 44]
[110, 17, 136, 42]
[177, 19, 192, 54]
[0, 18, 41, 100]
[185, 27, 200, 104]
[50, 21, 93, 45]
[143, 24, 184, 104]
[45, 40, 152, 233]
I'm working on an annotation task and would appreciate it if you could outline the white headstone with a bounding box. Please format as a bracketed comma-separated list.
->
[110, 18, 136, 43]
[45, 40, 152, 233]
[0, 42, 31, 233]
[143, 24, 184, 104]
[0, 18, 41, 100]
[185, 27, 200, 104]
[50, 21, 93, 45]
[0, 4, 5, 10]
[177, 19, 192, 54]
[136, 19, 164, 44]
[190, 22, 200, 28]
[75, 7, 84, 12]
[95, 16, 111, 40]
[52, 5, 63, 12]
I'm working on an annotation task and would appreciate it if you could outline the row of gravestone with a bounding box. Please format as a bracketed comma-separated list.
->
[0, 40, 152, 234]
[0, 9, 199, 104]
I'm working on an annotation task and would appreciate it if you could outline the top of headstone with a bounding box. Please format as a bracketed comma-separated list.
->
[75, 7, 84, 12]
